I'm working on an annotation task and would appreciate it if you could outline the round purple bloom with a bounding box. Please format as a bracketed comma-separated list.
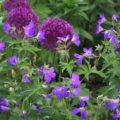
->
[0, 41, 5, 52]
[8, 55, 19, 66]
[3, 0, 31, 12]
[53, 86, 68, 100]
[40, 18, 74, 51]
[6, 6, 39, 38]
[70, 73, 81, 88]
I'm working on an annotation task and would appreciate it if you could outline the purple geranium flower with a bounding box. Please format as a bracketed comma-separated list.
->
[38, 30, 45, 43]
[74, 53, 83, 65]
[22, 74, 31, 83]
[117, 86, 120, 92]
[71, 107, 80, 115]
[24, 21, 35, 38]
[112, 14, 119, 22]
[72, 34, 80, 47]
[115, 43, 120, 53]
[83, 48, 93, 58]
[0, 41, 5, 52]
[98, 14, 106, 25]
[70, 73, 81, 88]
[53, 86, 68, 100]
[8, 55, 19, 66]
[110, 37, 119, 47]
[80, 96, 89, 107]
[72, 88, 82, 97]
[42, 94, 51, 99]
[81, 109, 87, 120]
[38, 66, 56, 83]
[96, 24, 103, 34]
[0, 98, 9, 113]
[109, 99, 119, 111]
[33, 104, 40, 112]
[3, 22, 10, 34]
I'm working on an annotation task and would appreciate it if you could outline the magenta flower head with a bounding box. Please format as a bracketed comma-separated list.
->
[53, 86, 69, 100]
[8, 55, 19, 66]
[0, 98, 9, 113]
[74, 53, 83, 65]
[40, 18, 74, 51]
[5, 6, 39, 38]
[3, 0, 31, 12]
[70, 73, 81, 88]
[38, 66, 56, 83]
[0, 41, 5, 52]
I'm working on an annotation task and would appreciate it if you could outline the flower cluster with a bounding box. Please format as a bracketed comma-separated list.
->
[98, 94, 120, 120]
[3, 0, 31, 12]
[96, 14, 106, 34]
[3, 0, 39, 38]
[39, 18, 74, 51]
[38, 66, 56, 83]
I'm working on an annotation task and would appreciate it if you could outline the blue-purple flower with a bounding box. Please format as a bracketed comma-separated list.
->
[33, 104, 40, 112]
[71, 107, 87, 120]
[22, 74, 31, 83]
[112, 14, 119, 22]
[24, 21, 35, 38]
[0, 98, 9, 113]
[117, 86, 120, 92]
[71, 34, 80, 47]
[3, 23, 10, 34]
[8, 55, 19, 66]
[38, 30, 45, 43]
[53, 86, 69, 100]
[98, 14, 106, 25]
[83, 48, 93, 58]
[74, 53, 83, 65]
[0, 41, 5, 52]
[38, 66, 56, 83]
[96, 24, 103, 34]
[72, 88, 82, 97]
[80, 96, 89, 107]
[70, 73, 81, 88]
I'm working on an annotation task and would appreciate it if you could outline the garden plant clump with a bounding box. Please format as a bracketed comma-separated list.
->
[1, 0, 120, 120]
